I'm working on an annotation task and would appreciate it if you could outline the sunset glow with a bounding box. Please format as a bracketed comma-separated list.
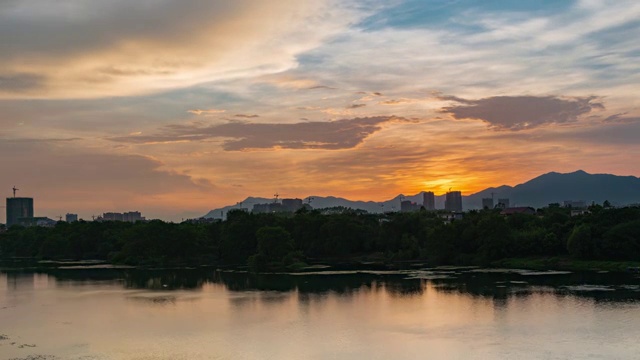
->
[2, 0, 640, 221]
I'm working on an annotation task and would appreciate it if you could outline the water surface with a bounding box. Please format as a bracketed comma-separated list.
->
[1, 267, 639, 359]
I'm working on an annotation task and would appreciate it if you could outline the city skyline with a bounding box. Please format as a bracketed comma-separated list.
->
[2, 1, 640, 222]
[6, 168, 640, 223]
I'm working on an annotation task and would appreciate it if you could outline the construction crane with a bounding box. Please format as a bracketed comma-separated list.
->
[273, 193, 280, 203]
[12, 186, 19, 198]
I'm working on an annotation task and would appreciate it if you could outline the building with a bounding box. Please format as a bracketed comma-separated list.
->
[18, 216, 57, 228]
[439, 212, 464, 223]
[253, 199, 303, 214]
[570, 209, 590, 217]
[98, 211, 146, 223]
[496, 198, 510, 209]
[564, 200, 586, 209]
[102, 212, 124, 221]
[6, 197, 34, 228]
[252, 202, 283, 213]
[281, 198, 303, 212]
[252, 203, 271, 213]
[65, 213, 78, 222]
[482, 198, 494, 210]
[444, 191, 463, 212]
[400, 200, 419, 212]
[423, 191, 435, 210]
[123, 211, 145, 222]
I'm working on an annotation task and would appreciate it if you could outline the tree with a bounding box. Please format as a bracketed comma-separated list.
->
[601, 220, 640, 260]
[566, 224, 594, 259]
[256, 226, 293, 262]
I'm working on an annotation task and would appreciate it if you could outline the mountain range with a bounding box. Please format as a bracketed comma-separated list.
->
[202, 170, 640, 219]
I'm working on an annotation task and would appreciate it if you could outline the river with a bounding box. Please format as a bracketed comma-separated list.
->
[1, 266, 639, 359]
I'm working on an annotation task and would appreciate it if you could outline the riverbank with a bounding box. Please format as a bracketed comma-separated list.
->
[492, 257, 640, 272]
[2, 256, 639, 273]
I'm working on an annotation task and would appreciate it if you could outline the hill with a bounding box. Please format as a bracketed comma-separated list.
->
[202, 170, 640, 218]
[465, 170, 640, 209]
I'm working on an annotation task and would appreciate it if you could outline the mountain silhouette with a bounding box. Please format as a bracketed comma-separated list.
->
[202, 170, 640, 218]
[465, 170, 640, 209]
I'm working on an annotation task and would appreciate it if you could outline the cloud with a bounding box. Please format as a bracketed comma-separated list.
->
[0, 0, 365, 99]
[188, 109, 226, 116]
[235, 114, 260, 118]
[354, 91, 383, 96]
[439, 95, 604, 130]
[288, 0, 640, 109]
[602, 113, 640, 123]
[379, 98, 415, 105]
[307, 85, 339, 90]
[347, 103, 366, 109]
[110, 116, 409, 151]
[0, 73, 45, 92]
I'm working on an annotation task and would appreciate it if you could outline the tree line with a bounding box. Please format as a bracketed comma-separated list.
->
[1, 204, 639, 270]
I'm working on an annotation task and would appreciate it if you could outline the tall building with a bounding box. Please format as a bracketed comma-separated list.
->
[423, 191, 435, 210]
[66, 213, 78, 222]
[444, 191, 463, 212]
[497, 198, 510, 209]
[6, 197, 34, 228]
[482, 198, 494, 210]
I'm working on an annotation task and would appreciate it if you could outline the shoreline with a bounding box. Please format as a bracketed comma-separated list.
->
[2, 257, 639, 273]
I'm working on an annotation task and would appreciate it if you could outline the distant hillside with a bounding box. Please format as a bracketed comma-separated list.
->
[465, 170, 640, 209]
[202, 170, 640, 218]
[202, 193, 432, 219]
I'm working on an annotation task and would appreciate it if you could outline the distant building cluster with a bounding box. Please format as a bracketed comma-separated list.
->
[4, 192, 58, 228]
[3, 186, 622, 229]
[96, 211, 145, 223]
[3, 187, 149, 228]
[252, 198, 305, 214]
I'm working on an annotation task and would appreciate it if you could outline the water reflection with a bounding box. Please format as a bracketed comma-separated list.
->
[2, 267, 640, 360]
[1, 267, 640, 303]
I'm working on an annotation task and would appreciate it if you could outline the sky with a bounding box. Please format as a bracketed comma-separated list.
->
[1, 0, 639, 222]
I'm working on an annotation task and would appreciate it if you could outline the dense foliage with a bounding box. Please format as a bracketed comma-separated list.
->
[1, 205, 639, 269]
